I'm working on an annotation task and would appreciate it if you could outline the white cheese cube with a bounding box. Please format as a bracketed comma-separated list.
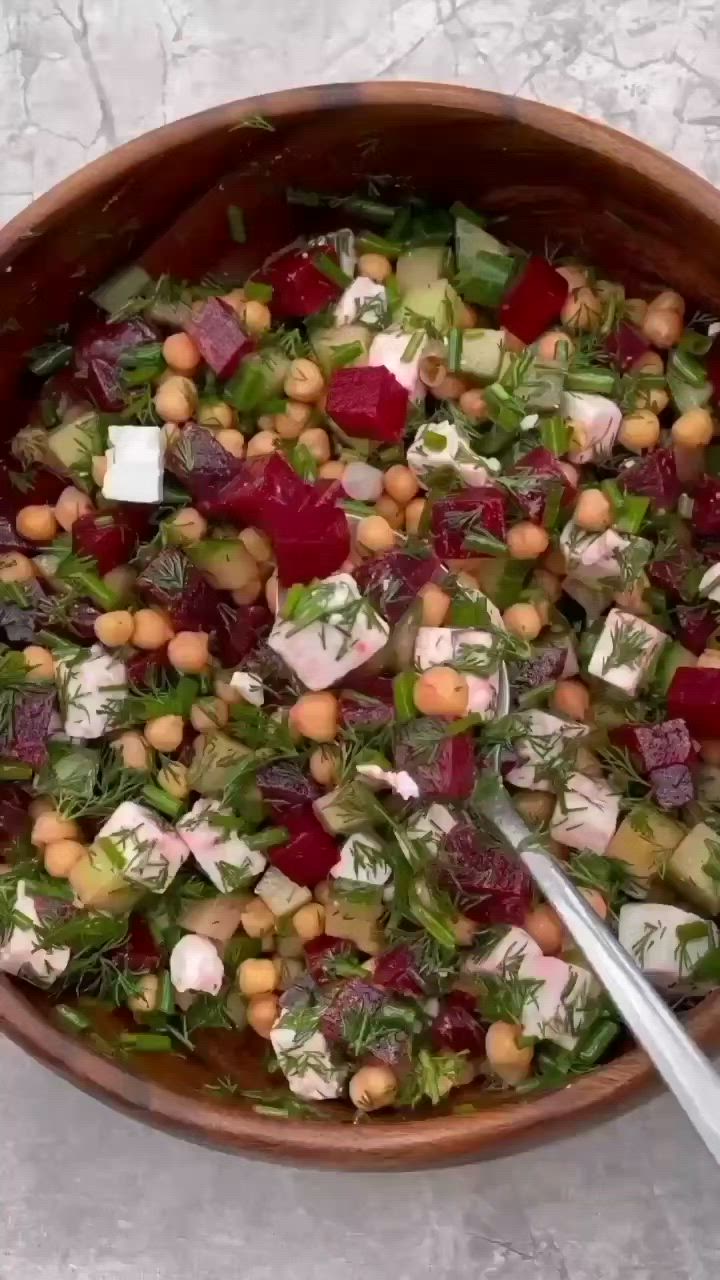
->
[255, 866, 311, 917]
[465, 926, 541, 978]
[562, 391, 622, 463]
[506, 711, 589, 792]
[560, 523, 630, 585]
[170, 934, 224, 995]
[229, 671, 264, 707]
[406, 419, 491, 489]
[334, 276, 387, 326]
[355, 764, 419, 800]
[177, 799, 266, 892]
[519, 955, 599, 1049]
[699, 563, 720, 604]
[0, 880, 70, 986]
[93, 800, 189, 892]
[561, 575, 615, 621]
[618, 902, 719, 990]
[102, 424, 165, 503]
[551, 772, 620, 854]
[270, 1018, 347, 1101]
[588, 608, 666, 694]
[406, 804, 457, 856]
[368, 327, 426, 399]
[331, 831, 390, 886]
[268, 573, 389, 691]
[57, 646, 127, 740]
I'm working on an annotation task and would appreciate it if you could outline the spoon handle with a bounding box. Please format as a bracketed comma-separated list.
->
[483, 785, 720, 1166]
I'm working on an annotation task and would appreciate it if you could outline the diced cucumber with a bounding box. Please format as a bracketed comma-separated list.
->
[90, 265, 153, 315]
[454, 216, 505, 275]
[188, 538, 257, 591]
[650, 640, 696, 696]
[188, 732, 252, 797]
[313, 782, 376, 835]
[472, 557, 529, 609]
[458, 329, 504, 384]
[249, 346, 291, 396]
[666, 822, 720, 915]
[401, 279, 464, 335]
[46, 413, 104, 490]
[605, 803, 685, 887]
[68, 848, 142, 912]
[311, 323, 372, 376]
[523, 360, 565, 412]
[396, 245, 447, 295]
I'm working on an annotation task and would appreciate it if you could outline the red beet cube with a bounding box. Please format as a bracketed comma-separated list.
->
[441, 822, 533, 925]
[647, 548, 701, 602]
[395, 720, 475, 801]
[431, 992, 486, 1056]
[304, 935, 355, 981]
[320, 979, 385, 1044]
[1, 689, 56, 769]
[257, 763, 321, 811]
[269, 805, 337, 887]
[605, 323, 650, 371]
[187, 297, 255, 378]
[72, 512, 138, 576]
[57, 599, 102, 642]
[0, 784, 32, 855]
[213, 601, 272, 668]
[35, 369, 92, 430]
[262, 247, 342, 319]
[508, 447, 576, 524]
[166, 423, 244, 504]
[4, 467, 66, 516]
[620, 449, 681, 510]
[111, 915, 163, 972]
[354, 549, 442, 625]
[339, 691, 394, 734]
[273, 490, 350, 587]
[126, 646, 169, 688]
[610, 719, 696, 773]
[676, 605, 718, 655]
[512, 645, 567, 690]
[373, 945, 426, 996]
[499, 256, 568, 344]
[74, 318, 158, 411]
[693, 476, 720, 537]
[326, 366, 409, 443]
[668, 667, 720, 737]
[0, 517, 33, 557]
[200, 452, 306, 525]
[650, 764, 695, 810]
[431, 489, 507, 560]
[137, 549, 222, 631]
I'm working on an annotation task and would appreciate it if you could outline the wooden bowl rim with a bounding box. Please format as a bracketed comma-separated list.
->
[2, 81, 720, 1167]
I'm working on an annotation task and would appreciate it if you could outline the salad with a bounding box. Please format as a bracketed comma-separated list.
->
[2, 184, 720, 1119]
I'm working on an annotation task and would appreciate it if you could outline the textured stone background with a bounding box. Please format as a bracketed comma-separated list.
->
[2, 1, 720, 1276]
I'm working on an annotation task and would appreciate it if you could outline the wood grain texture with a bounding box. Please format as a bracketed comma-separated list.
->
[1, 81, 720, 1168]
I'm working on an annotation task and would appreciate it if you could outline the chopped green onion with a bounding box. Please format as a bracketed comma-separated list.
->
[244, 280, 273, 303]
[247, 826, 289, 851]
[450, 200, 486, 228]
[386, 206, 412, 243]
[141, 784, 185, 820]
[157, 971, 175, 1015]
[56, 1004, 92, 1033]
[677, 920, 714, 944]
[356, 233, 405, 259]
[405, 209, 454, 247]
[119, 1032, 174, 1053]
[669, 346, 707, 388]
[455, 253, 517, 307]
[119, 342, 164, 369]
[542, 482, 564, 531]
[288, 442, 318, 481]
[401, 330, 425, 363]
[314, 253, 352, 289]
[285, 187, 324, 207]
[447, 327, 463, 374]
[224, 936, 262, 970]
[61, 568, 121, 613]
[340, 196, 398, 225]
[227, 205, 246, 244]
[565, 368, 616, 395]
[615, 494, 649, 534]
[225, 362, 266, 412]
[423, 429, 449, 451]
[0, 762, 33, 781]
[393, 672, 418, 721]
[340, 498, 376, 518]
[540, 416, 571, 456]
[329, 340, 365, 370]
[679, 329, 713, 357]
[28, 341, 73, 377]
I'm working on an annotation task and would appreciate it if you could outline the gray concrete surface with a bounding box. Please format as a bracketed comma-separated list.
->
[2, 0, 720, 1275]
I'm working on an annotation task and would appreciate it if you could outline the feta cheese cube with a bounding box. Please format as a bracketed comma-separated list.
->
[177, 799, 266, 892]
[268, 573, 389, 691]
[102, 424, 165, 503]
[506, 711, 589, 792]
[56, 646, 127, 740]
[255, 866, 311, 917]
[170, 934, 224, 995]
[464, 926, 541, 978]
[588, 608, 666, 694]
[0, 880, 70, 986]
[270, 1017, 347, 1101]
[699, 563, 720, 604]
[618, 902, 719, 990]
[406, 419, 491, 490]
[331, 831, 390, 885]
[560, 523, 630, 585]
[562, 391, 622, 463]
[355, 763, 419, 800]
[551, 772, 620, 854]
[229, 671, 264, 707]
[405, 803, 457, 856]
[93, 800, 190, 892]
[368, 327, 426, 399]
[519, 955, 599, 1049]
[334, 276, 387, 326]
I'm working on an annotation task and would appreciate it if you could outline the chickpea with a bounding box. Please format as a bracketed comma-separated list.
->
[247, 992, 279, 1038]
[419, 582, 451, 627]
[54, 486, 94, 532]
[561, 286, 602, 332]
[433, 373, 467, 401]
[375, 494, 404, 530]
[541, 545, 567, 576]
[16, 504, 57, 542]
[652, 289, 685, 315]
[91, 455, 108, 487]
[404, 497, 426, 535]
[506, 522, 550, 560]
[103, 564, 136, 604]
[383, 464, 419, 506]
[458, 388, 488, 423]
[357, 514, 396, 554]
[144, 714, 184, 753]
[298, 427, 331, 465]
[503, 602, 542, 641]
[318, 460, 345, 481]
[624, 297, 648, 327]
[697, 649, 720, 669]
[536, 330, 574, 363]
[532, 568, 562, 604]
[309, 745, 340, 788]
[44, 838, 86, 878]
[0, 552, 34, 584]
[29, 796, 54, 820]
[94, 610, 134, 648]
[292, 902, 325, 942]
[167, 631, 210, 674]
[700, 738, 720, 764]
[280, 400, 313, 437]
[23, 645, 54, 680]
[580, 888, 608, 919]
[162, 332, 201, 375]
[197, 401, 237, 431]
[128, 973, 161, 1015]
[556, 264, 588, 292]
[231, 578, 263, 605]
[237, 957, 278, 997]
[31, 811, 80, 847]
[132, 608, 173, 651]
[551, 679, 590, 721]
[265, 572, 280, 614]
[236, 527, 272, 565]
[157, 761, 190, 799]
[414, 666, 469, 718]
[524, 903, 564, 955]
[243, 300, 272, 336]
[240, 898, 276, 940]
[283, 357, 324, 403]
[154, 375, 198, 423]
[452, 914, 477, 946]
[274, 410, 304, 441]
[485, 1021, 534, 1086]
[574, 488, 613, 533]
[672, 407, 714, 449]
[357, 252, 392, 283]
[418, 355, 447, 390]
[642, 306, 683, 349]
[243, 430, 273, 460]
[619, 409, 660, 453]
[349, 1063, 398, 1112]
[291, 691, 338, 743]
[513, 790, 555, 827]
[674, 442, 706, 490]
[190, 697, 229, 733]
[221, 288, 245, 318]
[166, 507, 207, 545]
[314, 879, 331, 906]
[113, 730, 151, 771]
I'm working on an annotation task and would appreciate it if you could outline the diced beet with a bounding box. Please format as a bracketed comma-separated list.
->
[261, 247, 342, 319]
[609, 719, 696, 772]
[326, 366, 409, 443]
[431, 991, 486, 1056]
[650, 764, 695, 810]
[668, 667, 720, 738]
[74, 317, 158, 411]
[339, 691, 394, 734]
[126, 646, 169, 688]
[1, 689, 56, 769]
[508, 447, 576, 524]
[338, 672, 396, 701]
[112, 502, 156, 540]
[304, 935, 355, 981]
[111, 915, 163, 973]
[676, 605, 718, 655]
[199, 451, 306, 525]
[395, 720, 475, 801]
[268, 806, 337, 887]
[274, 491, 351, 588]
[137, 549, 223, 632]
[373, 945, 425, 997]
[499, 256, 568, 344]
[187, 297, 255, 378]
[441, 822, 534, 925]
[620, 449, 681, 511]
[510, 644, 566, 690]
[605, 323, 650, 371]
[0, 466, 66, 519]
[647, 547, 701, 602]
[354, 548, 443, 625]
[213, 601, 272, 668]
[0, 517, 33, 558]
[0, 579, 50, 645]
[257, 762, 321, 811]
[57, 599, 102, 642]
[431, 489, 507, 560]
[693, 476, 720, 538]
[320, 979, 385, 1044]
[0, 784, 32, 855]
[166, 423, 244, 505]
[34, 368, 93, 429]
[72, 512, 138, 576]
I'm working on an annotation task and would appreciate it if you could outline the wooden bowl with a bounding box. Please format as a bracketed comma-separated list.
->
[2, 82, 720, 1169]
